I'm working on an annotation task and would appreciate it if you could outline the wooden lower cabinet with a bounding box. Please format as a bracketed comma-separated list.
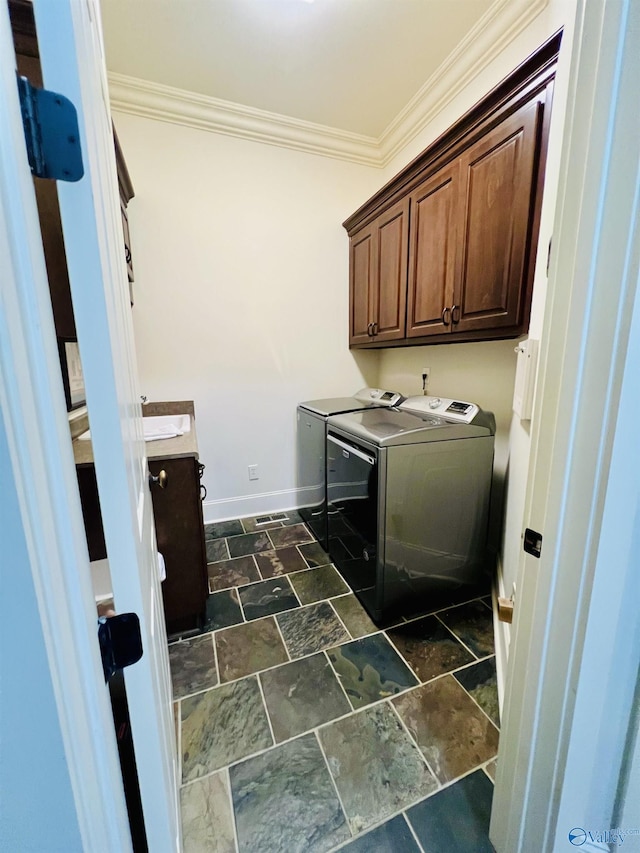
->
[148, 456, 208, 634]
[77, 453, 208, 636]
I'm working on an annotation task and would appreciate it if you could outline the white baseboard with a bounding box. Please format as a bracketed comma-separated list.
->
[202, 488, 304, 525]
[492, 556, 511, 719]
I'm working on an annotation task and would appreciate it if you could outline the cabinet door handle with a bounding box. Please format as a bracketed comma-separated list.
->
[371, 321, 378, 335]
[367, 322, 374, 336]
[451, 304, 460, 324]
[149, 469, 168, 489]
[442, 307, 451, 326]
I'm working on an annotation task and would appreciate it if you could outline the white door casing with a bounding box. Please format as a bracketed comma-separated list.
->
[491, 0, 640, 849]
[30, 0, 180, 849]
[0, 1, 131, 848]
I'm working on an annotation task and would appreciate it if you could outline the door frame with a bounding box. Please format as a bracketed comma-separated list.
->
[491, 0, 640, 849]
[0, 1, 132, 848]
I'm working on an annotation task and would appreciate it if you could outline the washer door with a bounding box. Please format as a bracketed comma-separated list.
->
[326, 433, 378, 603]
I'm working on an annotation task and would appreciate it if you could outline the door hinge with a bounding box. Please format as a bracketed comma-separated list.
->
[523, 527, 543, 558]
[98, 613, 143, 682]
[17, 74, 84, 182]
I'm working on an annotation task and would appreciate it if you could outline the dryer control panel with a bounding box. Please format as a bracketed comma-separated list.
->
[353, 388, 404, 407]
[400, 395, 479, 423]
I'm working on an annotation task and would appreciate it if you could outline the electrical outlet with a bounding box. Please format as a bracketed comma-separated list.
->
[248, 464, 259, 481]
[421, 366, 431, 393]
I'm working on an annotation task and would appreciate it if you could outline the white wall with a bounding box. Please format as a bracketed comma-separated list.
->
[114, 115, 382, 521]
[377, 0, 575, 600]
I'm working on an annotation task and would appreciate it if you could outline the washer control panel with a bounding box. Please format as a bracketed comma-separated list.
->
[354, 388, 404, 407]
[400, 395, 479, 423]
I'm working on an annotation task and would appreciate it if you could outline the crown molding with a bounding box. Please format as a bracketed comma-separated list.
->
[378, 0, 551, 165]
[108, 0, 551, 170]
[108, 74, 381, 167]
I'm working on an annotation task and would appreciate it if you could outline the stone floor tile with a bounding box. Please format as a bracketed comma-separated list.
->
[204, 589, 243, 632]
[406, 769, 494, 853]
[227, 531, 272, 558]
[215, 616, 289, 682]
[207, 555, 260, 593]
[230, 733, 349, 853]
[268, 524, 314, 549]
[277, 601, 349, 659]
[289, 564, 349, 604]
[260, 653, 350, 742]
[339, 814, 420, 853]
[180, 770, 235, 853]
[205, 519, 243, 540]
[238, 577, 300, 620]
[392, 675, 499, 784]
[437, 600, 495, 658]
[298, 541, 332, 568]
[331, 594, 378, 639]
[181, 677, 272, 781]
[327, 633, 418, 709]
[169, 634, 217, 700]
[386, 615, 475, 682]
[318, 702, 438, 834]
[454, 657, 500, 727]
[254, 546, 309, 579]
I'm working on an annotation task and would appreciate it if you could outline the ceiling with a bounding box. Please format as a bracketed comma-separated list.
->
[100, 0, 495, 139]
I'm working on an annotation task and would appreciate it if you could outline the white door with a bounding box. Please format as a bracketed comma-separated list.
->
[1, 0, 179, 848]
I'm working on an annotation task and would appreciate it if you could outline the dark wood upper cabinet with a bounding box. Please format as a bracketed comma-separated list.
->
[349, 198, 408, 345]
[407, 162, 459, 338]
[344, 31, 560, 349]
[454, 99, 542, 333]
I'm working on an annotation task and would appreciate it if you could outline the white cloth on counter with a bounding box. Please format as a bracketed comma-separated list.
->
[157, 551, 166, 583]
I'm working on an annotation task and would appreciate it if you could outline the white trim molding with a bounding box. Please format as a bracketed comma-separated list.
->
[108, 73, 381, 167]
[379, 0, 551, 163]
[203, 488, 304, 525]
[108, 0, 551, 168]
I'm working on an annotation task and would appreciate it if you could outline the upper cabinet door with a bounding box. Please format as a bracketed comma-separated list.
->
[349, 223, 376, 345]
[371, 198, 409, 342]
[453, 98, 543, 332]
[407, 162, 459, 338]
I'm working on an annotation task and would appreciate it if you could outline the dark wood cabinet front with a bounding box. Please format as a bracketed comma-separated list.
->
[344, 32, 560, 349]
[148, 457, 208, 634]
[454, 99, 542, 333]
[349, 198, 408, 345]
[407, 162, 459, 338]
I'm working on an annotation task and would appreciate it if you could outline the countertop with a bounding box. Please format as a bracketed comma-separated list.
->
[72, 401, 200, 467]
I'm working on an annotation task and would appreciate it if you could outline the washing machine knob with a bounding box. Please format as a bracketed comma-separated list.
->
[429, 397, 442, 409]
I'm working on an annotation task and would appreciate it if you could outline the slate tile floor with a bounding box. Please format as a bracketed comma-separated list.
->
[170, 513, 500, 853]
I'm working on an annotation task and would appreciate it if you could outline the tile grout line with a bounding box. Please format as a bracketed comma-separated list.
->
[403, 811, 427, 853]
[312, 729, 354, 842]
[326, 596, 355, 641]
[385, 697, 441, 787]
[255, 672, 278, 749]
[453, 673, 501, 732]
[223, 766, 241, 853]
[272, 611, 293, 663]
[433, 611, 482, 660]
[322, 649, 356, 713]
[211, 630, 221, 691]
